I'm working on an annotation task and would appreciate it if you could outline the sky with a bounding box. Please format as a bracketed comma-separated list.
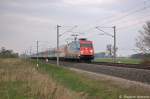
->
[0, 0, 150, 56]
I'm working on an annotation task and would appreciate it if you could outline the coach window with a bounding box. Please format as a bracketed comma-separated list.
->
[75, 41, 80, 51]
[72, 43, 75, 51]
[68, 44, 72, 50]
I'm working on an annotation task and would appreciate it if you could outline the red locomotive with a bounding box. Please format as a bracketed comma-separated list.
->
[32, 38, 94, 61]
[64, 38, 94, 61]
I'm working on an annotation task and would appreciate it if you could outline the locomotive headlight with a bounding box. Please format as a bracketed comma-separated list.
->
[80, 50, 84, 54]
[90, 50, 93, 53]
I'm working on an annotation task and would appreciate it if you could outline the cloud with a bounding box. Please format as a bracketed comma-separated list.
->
[62, 0, 121, 6]
[0, 0, 148, 56]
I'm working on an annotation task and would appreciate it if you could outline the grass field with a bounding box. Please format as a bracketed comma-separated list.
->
[0, 58, 83, 99]
[37, 60, 150, 99]
[94, 58, 141, 64]
[0, 58, 150, 99]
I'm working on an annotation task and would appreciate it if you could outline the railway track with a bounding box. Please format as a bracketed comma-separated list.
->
[45, 60, 150, 84]
[91, 62, 150, 70]
[45, 59, 150, 70]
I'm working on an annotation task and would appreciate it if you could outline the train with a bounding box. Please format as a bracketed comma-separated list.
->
[31, 38, 94, 61]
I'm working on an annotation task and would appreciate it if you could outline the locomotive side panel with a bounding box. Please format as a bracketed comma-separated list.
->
[65, 41, 80, 59]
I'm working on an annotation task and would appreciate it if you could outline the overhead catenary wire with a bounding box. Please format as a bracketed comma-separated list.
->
[103, 4, 149, 24]
[101, 4, 150, 26]
[115, 9, 150, 30]
[111, 8, 150, 29]
[79, 1, 147, 32]
[75, 1, 150, 38]
[59, 25, 78, 37]
[88, 3, 150, 34]
[95, 27, 114, 37]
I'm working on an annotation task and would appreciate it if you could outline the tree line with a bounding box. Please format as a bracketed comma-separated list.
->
[0, 47, 18, 58]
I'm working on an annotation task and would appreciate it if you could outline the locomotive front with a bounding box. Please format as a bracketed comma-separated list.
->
[79, 38, 94, 60]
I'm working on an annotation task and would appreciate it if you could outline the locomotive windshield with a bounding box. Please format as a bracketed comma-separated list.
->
[80, 43, 93, 48]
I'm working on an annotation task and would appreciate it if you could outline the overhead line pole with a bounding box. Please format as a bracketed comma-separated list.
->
[95, 26, 117, 63]
[56, 25, 77, 66]
[57, 25, 61, 66]
[37, 40, 39, 67]
[25, 50, 27, 61]
[30, 47, 32, 60]
[113, 26, 116, 63]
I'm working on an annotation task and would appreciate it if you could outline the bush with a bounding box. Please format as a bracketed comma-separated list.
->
[141, 58, 150, 65]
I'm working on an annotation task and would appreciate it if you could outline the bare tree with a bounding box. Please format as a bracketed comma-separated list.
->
[136, 21, 150, 53]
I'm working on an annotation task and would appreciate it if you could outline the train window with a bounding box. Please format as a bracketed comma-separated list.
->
[76, 42, 80, 48]
[69, 43, 74, 50]
[75, 41, 80, 50]
[73, 42, 77, 51]
[80, 43, 93, 47]
[68, 41, 80, 51]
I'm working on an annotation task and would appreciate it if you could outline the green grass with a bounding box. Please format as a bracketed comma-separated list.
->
[94, 58, 141, 64]
[1, 58, 150, 99]
[37, 61, 150, 99]
[0, 58, 84, 99]
[0, 81, 28, 99]
[0, 59, 43, 99]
